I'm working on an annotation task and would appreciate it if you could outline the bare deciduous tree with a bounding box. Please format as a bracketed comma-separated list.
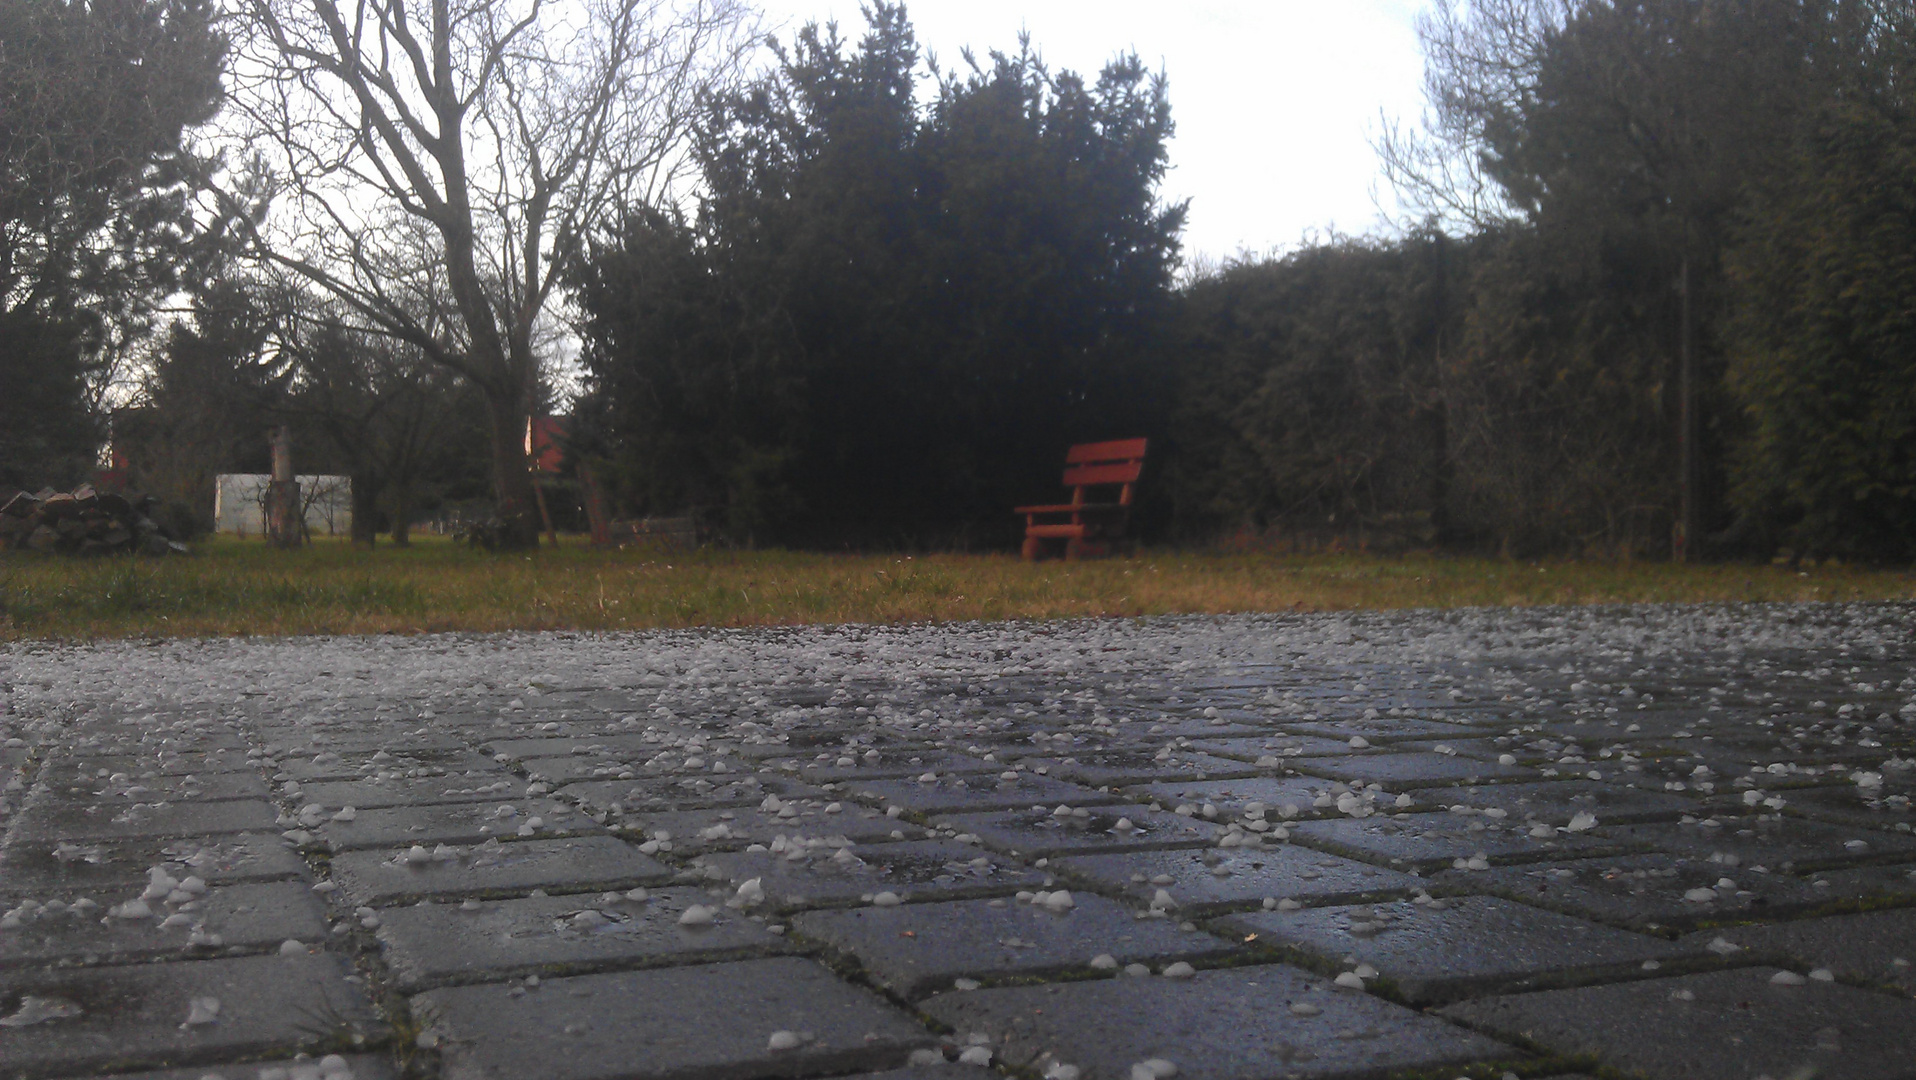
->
[1374, 0, 1571, 230]
[224, 0, 756, 547]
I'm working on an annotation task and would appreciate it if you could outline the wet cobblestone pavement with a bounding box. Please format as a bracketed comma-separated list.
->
[3, 604, 1915, 1080]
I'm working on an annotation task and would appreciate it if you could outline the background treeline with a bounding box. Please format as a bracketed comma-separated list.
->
[0, 0, 497, 540]
[10, 0, 1916, 559]
[121, 279, 500, 542]
[570, 0, 1916, 558]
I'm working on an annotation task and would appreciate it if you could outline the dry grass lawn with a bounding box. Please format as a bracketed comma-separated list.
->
[1, 535, 1910, 641]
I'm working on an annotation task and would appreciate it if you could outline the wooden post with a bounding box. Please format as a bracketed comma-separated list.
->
[1676, 255, 1699, 562]
[267, 426, 302, 548]
[533, 480, 559, 548]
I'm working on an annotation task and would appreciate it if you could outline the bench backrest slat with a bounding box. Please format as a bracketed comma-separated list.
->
[1062, 461, 1144, 487]
[1059, 438, 1145, 506]
[1064, 438, 1148, 465]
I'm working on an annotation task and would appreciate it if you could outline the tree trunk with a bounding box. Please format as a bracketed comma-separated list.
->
[351, 471, 381, 549]
[390, 484, 412, 547]
[487, 391, 541, 550]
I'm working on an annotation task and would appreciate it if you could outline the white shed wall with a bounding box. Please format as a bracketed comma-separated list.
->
[213, 474, 353, 536]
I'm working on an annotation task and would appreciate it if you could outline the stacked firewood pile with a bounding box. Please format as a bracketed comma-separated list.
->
[0, 485, 187, 555]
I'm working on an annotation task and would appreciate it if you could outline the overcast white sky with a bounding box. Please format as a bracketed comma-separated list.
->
[751, 0, 1434, 264]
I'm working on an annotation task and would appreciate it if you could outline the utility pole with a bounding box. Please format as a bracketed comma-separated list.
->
[1427, 231, 1452, 546]
[1676, 256, 1700, 562]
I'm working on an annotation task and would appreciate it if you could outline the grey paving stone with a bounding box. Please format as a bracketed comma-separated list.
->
[414, 956, 933, 1080]
[497, 755, 656, 785]
[0, 882, 328, 969]
[698, 839, 1046, 908]
[1129, 775, 1349, 819]
[772, 749, 997, 784]
[1054, 845, 1421, 912]
[791, 893, 1235, 998]
[1223, 895, 1695, 1003]
[1284, 716, 1489, 743]
[376, 888, 788, 990]
[1188, 734, 1370, 760]
[1438, 966, 1916, 1080]
[1413, 778, 1698, 825]
[481, 733, 665, 759]
[922, 963, 1515, 1080]
[0, 952, 378, 1080]
[314, 801, 605, 852]
[519, 752, 757, 785]
[1800, 859, 1916, 901]
[50, 1052, 395, 1080]
[830, 1067, 995, 1080]
[1784, 775, 1916, 828]
[36, 771, 273, 805]
[626, 803, 925, 851]
[1290, 813, 1630, 872]
[1388, 735, 1509, 759]
[63, 750, 253, 777]
[328, 836, 672, 906]
[291, 774, 529, 810]
[846, 772, 1113, 815]
[14, 800, 280, 843]
[1120, 722, 1269, 743]
[931, 804, 1219, 858]
[274, 749, 500, 784]
[1700, 907, 1916, 994]
[559, 773, 816, 814]
[1600, 815, 1916, 870]
[64, 725, 250, 754]
[1431, 852, 1863, 931]
[1, 834, 308, 894]
[1293, 752, 1538, 788]
[260, 729, 467, 756]
[1014, 749, 1263, 785]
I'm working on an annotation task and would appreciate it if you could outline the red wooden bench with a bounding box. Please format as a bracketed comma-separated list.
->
[1015, 438, 1147, 561]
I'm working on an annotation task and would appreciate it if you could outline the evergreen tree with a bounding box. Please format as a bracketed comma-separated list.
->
[0, 0, 227, 485]
[575, 3, 1183, 545]
[1727, 96, 1916, 557]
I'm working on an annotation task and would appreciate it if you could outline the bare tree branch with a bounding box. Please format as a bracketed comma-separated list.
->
[1374, 0, 1573, 231]
[218, 0, 759, 544]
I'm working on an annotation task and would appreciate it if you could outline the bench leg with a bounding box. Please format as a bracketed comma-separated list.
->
[1022, 536, 1043, 561]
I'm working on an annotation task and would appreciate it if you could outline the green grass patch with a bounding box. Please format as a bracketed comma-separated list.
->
[0, 535, 1910, 641]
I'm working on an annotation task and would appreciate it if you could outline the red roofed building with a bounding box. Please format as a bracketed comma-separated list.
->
[525, 416, 568, 475]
